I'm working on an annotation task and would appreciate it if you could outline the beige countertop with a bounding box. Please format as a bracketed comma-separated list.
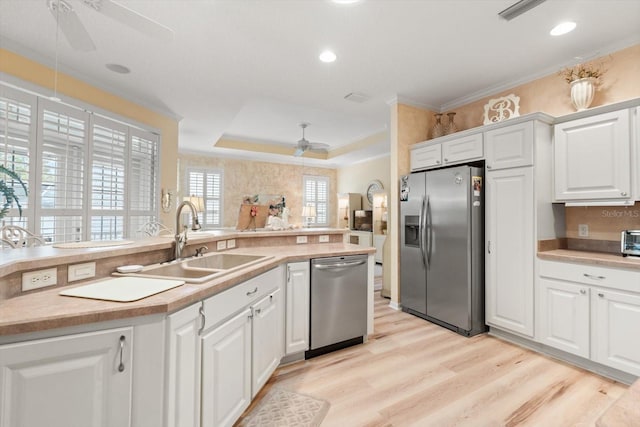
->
[537, 249, 640, 271]
[0, 242, 373, 337]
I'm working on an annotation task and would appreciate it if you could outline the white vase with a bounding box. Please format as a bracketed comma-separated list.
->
[570, 77, 596, 111]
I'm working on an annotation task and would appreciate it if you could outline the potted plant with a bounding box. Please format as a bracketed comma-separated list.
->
[559, 62, 606, 111]
[0, 165, 27, 220]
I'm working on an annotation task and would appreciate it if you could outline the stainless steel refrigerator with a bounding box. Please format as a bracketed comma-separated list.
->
[400, 164, 486, 336]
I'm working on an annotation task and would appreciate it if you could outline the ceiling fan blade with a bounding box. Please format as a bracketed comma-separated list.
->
[86, 0, 174, 42]
[48, 0, 96, 51]
[308, 142, 330, 152]
[293, 147, 305, 157]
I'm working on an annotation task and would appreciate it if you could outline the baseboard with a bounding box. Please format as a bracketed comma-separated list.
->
[388, 300, 401, 311]
[489, 327, 638, 385]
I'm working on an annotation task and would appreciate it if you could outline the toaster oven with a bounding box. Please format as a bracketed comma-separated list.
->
[621, 230, 640, 257]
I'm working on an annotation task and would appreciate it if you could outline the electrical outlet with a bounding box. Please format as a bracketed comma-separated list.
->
[68, 262, 96, 282]
[296, 235, 308, 244]
[216, 240, 227, 250]
[319, 235, 329, 243]
[578, 224, 589, 237]
[227, 239, 236, 249]
[22, 267, 58, 291]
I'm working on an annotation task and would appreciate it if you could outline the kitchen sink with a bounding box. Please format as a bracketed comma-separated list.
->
[185, 253, 267, 270]
[117, 252, 272, 284]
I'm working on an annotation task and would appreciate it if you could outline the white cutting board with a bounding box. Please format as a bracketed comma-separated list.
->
[60, 277, 185, 302]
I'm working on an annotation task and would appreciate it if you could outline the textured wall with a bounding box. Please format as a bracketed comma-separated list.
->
[178, 154, 337, 228]
[565, 203, 640, 241]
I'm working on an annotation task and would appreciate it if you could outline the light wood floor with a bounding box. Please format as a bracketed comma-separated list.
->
[244, 292, 628, 427]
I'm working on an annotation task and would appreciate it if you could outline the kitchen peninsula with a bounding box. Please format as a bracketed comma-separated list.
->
[0, 228, 375, 427]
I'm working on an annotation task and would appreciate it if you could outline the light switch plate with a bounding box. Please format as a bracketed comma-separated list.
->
[22, 268, 58, 291]
[296, 236, 308, 244]
[216, 240, 227, 250]
[227, 239, 236, 249]
[68, 262, 96, 282]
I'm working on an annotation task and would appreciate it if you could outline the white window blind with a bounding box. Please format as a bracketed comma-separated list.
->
[38, 99, 87, 243]
[0, 86, 35, 229]
[303, 175, 329, 226]
[186, 168, 223, 227]
[0, 82, 160, 243]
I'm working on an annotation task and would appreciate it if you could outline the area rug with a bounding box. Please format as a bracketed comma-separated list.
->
[238, 387, 330, 427]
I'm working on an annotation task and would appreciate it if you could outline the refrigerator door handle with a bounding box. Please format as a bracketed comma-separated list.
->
[426, 195, 432, 266]
[419, 195, 427, 267]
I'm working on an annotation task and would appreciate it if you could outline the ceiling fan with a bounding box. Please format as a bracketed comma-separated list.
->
[293, 123, 330, 157]
[47, 0, 173, 52]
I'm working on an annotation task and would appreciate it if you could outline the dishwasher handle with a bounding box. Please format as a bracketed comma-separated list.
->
[313, 260, 366, 269]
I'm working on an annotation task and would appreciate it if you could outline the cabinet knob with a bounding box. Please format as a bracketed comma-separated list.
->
[598, 292, 604, 298]
[487, 165, 492, 169]
[443, 158, 448, 162]
[621, 192, 628, 196]
[436, 160, 441, 164]
[579, 289, 586, 295]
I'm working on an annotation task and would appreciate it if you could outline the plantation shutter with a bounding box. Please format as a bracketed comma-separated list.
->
[0, 86, 35, 228]
[90, 116, 127, 240]
[186, 168, 223, 228]
[303, 175, 329, 226]
[128, 128, 159, 233]
[38, 99, 88, 243]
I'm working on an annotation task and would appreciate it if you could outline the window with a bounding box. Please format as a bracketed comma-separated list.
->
[303, 175, 329, 226]
[0, 83, 159, 243]
[186, 168, 223, 228]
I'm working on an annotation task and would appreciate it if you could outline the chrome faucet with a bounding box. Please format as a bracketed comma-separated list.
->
[174, 200, 202, 261]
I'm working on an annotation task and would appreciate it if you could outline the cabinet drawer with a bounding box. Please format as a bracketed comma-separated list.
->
[538, 259, 640, 293]
[411, 144, 442, 171]
[442, 133, 483, 165]
[203, 267, 281, 329]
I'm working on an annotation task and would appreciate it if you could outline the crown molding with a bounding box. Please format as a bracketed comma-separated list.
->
[386, 95, 439, 112]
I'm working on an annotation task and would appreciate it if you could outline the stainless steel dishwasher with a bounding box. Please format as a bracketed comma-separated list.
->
[306, 254, 368, 358]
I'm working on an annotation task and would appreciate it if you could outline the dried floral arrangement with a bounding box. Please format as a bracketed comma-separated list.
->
[559, 60, 607, 84]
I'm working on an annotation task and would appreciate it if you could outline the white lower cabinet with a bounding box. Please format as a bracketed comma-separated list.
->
[537, 260, 640, 377]
[592, 288, 640, 376]
[252, 288, 283, 396]
[201, 308, 253, 427]
[165, 303, 202, 427]
[538, 277, 590, 358]
[485, 167, 535, 337]
[0, 327, 133, 427]
[285, 262, 310, 355]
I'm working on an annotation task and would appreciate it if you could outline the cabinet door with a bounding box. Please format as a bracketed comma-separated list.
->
[442, 133, 483, 165]
[538, 277, 590, 358]
[554, 109, 631, 200]
[411, 143, 442, 171]
[593, 289, 640, 376]
[166, 303, 202, 427]
[0, 328, 133, 427]
[285, 262, 310, 355]
[201, 309, 252, 427]
[373, 235, 386, 263]
[485, 121, 533, 170]
[252, 288, 283, 397]
[486, 167, 534, 337]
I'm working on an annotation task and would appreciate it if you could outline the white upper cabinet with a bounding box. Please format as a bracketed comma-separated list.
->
[554, 109, 631, 201]
[411, 143, 442, 170]
[485, 121, 534, 170]
[411, 133, 483, 171]
[441, 133, 483, 165]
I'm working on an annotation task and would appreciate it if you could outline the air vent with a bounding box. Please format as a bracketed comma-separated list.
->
[498, 0, 546, 21]
[344, 92, 370, 103]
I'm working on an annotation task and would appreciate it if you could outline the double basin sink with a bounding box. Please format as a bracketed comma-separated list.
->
[120, 253, 273, 284]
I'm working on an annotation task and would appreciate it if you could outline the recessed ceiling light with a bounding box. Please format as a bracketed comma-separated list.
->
[319, 50, 337, 63]
[331, 0, 362, 4]
[550, 21, 576, 36]
[106, 63, 131, 74]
